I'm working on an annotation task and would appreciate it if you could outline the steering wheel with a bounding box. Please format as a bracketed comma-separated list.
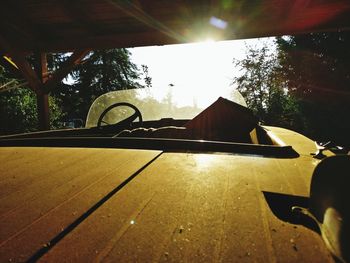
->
[97, 102, 143, 128]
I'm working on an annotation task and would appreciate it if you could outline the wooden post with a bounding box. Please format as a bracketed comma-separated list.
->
[35, 53, 50, 130]
[37, 93, 49, 130]
[0, 44, 88, 131]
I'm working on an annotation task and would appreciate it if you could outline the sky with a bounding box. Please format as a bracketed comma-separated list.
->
[129, 37, 275, 108]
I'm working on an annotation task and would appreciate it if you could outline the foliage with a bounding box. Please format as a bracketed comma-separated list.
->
[0, 65, 64, 134]
[49, 95, 65, 129]
[276, 32, 350, 145]
[141, 64, 152, 88]
[232, 43, 304, 131]
[0, 87, 64, 135]
[1, 48, 149, 134]
[0, 86, 38, 134]
[51, 48, 150, 122]
[233, 32, 350, 146]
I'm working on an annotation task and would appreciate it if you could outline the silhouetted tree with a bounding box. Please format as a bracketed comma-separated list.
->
[1, 48, 149, 133]
[232, 43, 304, 130]
[51, 48, 151, 123]
[276, 32, 350, 145]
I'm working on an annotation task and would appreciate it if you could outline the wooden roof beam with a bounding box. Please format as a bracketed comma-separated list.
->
[0, 35, 42, 94]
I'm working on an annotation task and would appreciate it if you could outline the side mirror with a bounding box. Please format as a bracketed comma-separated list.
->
[293, 155, 350, 262]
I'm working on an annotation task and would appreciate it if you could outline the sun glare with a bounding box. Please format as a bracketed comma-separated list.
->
[194, 154, 216, 169]
[130, 38, 275, 109]
[197, 38, 216, 44]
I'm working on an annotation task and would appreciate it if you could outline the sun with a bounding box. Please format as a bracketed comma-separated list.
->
[194, 38, 216, 46]
[201, 38, 216, 44]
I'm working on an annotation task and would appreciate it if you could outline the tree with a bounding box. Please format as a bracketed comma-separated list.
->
[234, 33, 350, 146]
[1, 48, 149, 133]
[52, 48, 150, 122]
[0, 65, 64, 134]
[276, 32, 350, 145]
[232, 43, 304, 130]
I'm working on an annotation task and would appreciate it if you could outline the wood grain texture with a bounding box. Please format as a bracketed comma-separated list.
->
[40, 152, 332, 262]
[0, 147, 161, 262]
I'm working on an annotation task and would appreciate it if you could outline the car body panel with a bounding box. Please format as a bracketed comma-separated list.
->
[264, 126, 320, 156]
[0, 147, 161, 262]
[39, 152, 335, 262]
[0, 127, 335, 262]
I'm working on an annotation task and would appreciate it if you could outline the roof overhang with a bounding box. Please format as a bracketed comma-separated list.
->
[1, 0, 350, 53]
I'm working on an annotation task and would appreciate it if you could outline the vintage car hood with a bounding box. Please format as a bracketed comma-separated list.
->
[0, 134, 335, 262]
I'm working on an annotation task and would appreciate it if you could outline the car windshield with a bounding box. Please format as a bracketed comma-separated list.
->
[86, 88, 247, 128]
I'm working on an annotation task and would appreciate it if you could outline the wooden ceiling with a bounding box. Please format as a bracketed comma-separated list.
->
[1, 0, 350, 53]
